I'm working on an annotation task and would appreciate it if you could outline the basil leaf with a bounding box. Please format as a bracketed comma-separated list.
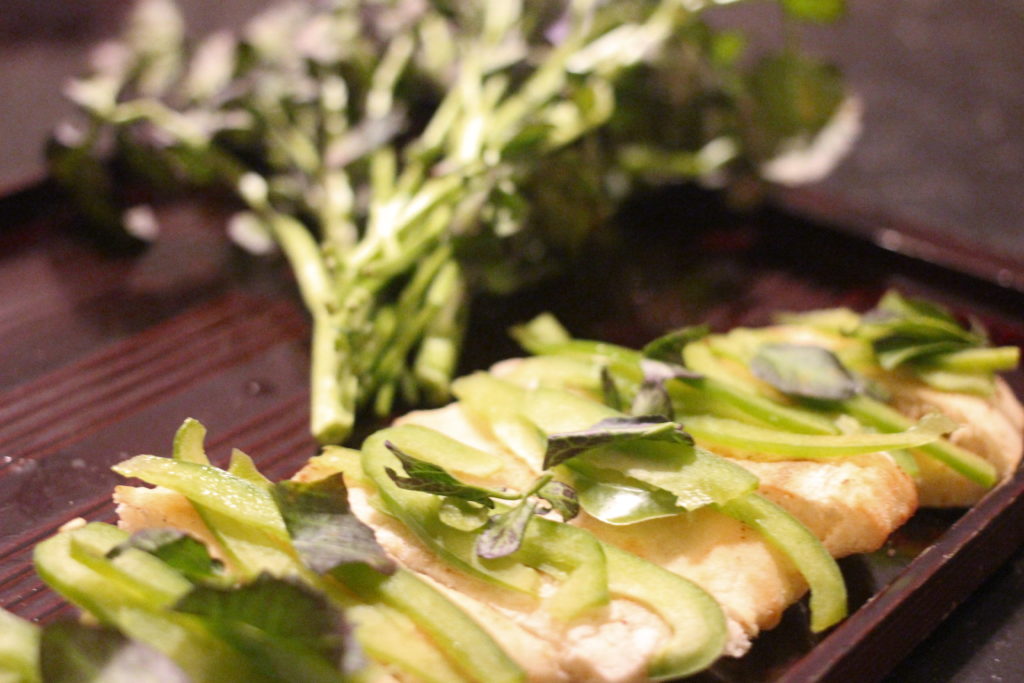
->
[40, 621, 189, 683]
[568, 462, 680, 525]
[750, 343, 859, 400]
[630, 381, 674, 421]
[107, 528, 223, 584]
[175, 575, 352, 681]
[475, 499, 538, 560]
[600, 365, 624, 411]
[749, 52, 844, 143]
[272, 474, 395, 576]
[536, 480, 580, 522]
[584, 440, 760, 511]
[544, 417, 693, 470]
[384, 441, 499, 508]
[641, 325, 710, 364]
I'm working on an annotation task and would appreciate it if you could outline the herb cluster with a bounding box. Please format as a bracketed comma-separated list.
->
[52, 0, 852, 444]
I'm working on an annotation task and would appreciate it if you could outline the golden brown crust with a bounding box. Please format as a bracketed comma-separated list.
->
[882, 375, 1024, 506]
[730, 455, 917, 558]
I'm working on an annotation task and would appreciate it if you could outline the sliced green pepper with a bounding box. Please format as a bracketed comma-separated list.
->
[680, 413, 952, 459]
[600, 543, 727, 680]
[719, 493, 846, 632]
[335, 565, 524, 683]
[33, 523, 257, 682]
[0, 608, 40, 683]
[840, 394, 997, 487]
[361, 427, 539, 596]
[113, 455, 297, 577]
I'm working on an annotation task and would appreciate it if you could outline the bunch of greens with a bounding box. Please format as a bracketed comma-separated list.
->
[51, 0, 852, 443]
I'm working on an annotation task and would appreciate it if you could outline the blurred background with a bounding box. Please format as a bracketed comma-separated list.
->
[1, 0, 1021, 260]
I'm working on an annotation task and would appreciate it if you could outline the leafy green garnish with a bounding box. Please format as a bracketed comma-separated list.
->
[511, 313, 573, 356]
[641, 325, 710, 364]
[634, 359, 704, 417]
[544, 417, 694, 470]
[750, 343, 861, 400]
[39, 621, 188, 683]
[475, 499, 540, 560]
[107, 529, 223, 585]
[536, 480, 580, 522]
[630, 381, 675, 420]
[55, 0, 850, 444]
[600, 366, 624, 412]
[272, 474, 395, 576]
[567, 462, 681, 525]
[174, 575, 353, 682]
[383, 441, 504, 509]
[748, 52, 845, 148]
[385, 440, 581, 560]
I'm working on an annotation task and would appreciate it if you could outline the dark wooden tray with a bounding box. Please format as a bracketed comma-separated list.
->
[1, 182, 1021, 681]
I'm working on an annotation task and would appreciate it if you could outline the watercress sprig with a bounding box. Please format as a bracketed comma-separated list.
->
[384, 441, 580, 559]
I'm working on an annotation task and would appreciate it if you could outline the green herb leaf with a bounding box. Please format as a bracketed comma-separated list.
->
[536, 480, 580, 522]
[384, 441, 499, 508]
[749, 52, 844, 143]
[272, 473, 395, 576]
[174, 574, 352, 681]
[544, 417, 693, 470]
[40, 621, 189, 683]
[107, 528, 223, 584]
[475, 499, 539, 560]
[641, 325, 710, 364]
[600, 365, 624, 411]
[583, 440, 760, 511]
[568, 462, 681, 525]
[750, 343, 859, 400]
[630, 381, 674, 420]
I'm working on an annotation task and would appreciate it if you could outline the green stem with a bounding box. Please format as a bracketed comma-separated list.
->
[920, 346, 1019, 373]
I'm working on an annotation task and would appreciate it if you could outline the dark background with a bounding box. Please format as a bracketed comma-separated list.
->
[1, 2, 1022, 680]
